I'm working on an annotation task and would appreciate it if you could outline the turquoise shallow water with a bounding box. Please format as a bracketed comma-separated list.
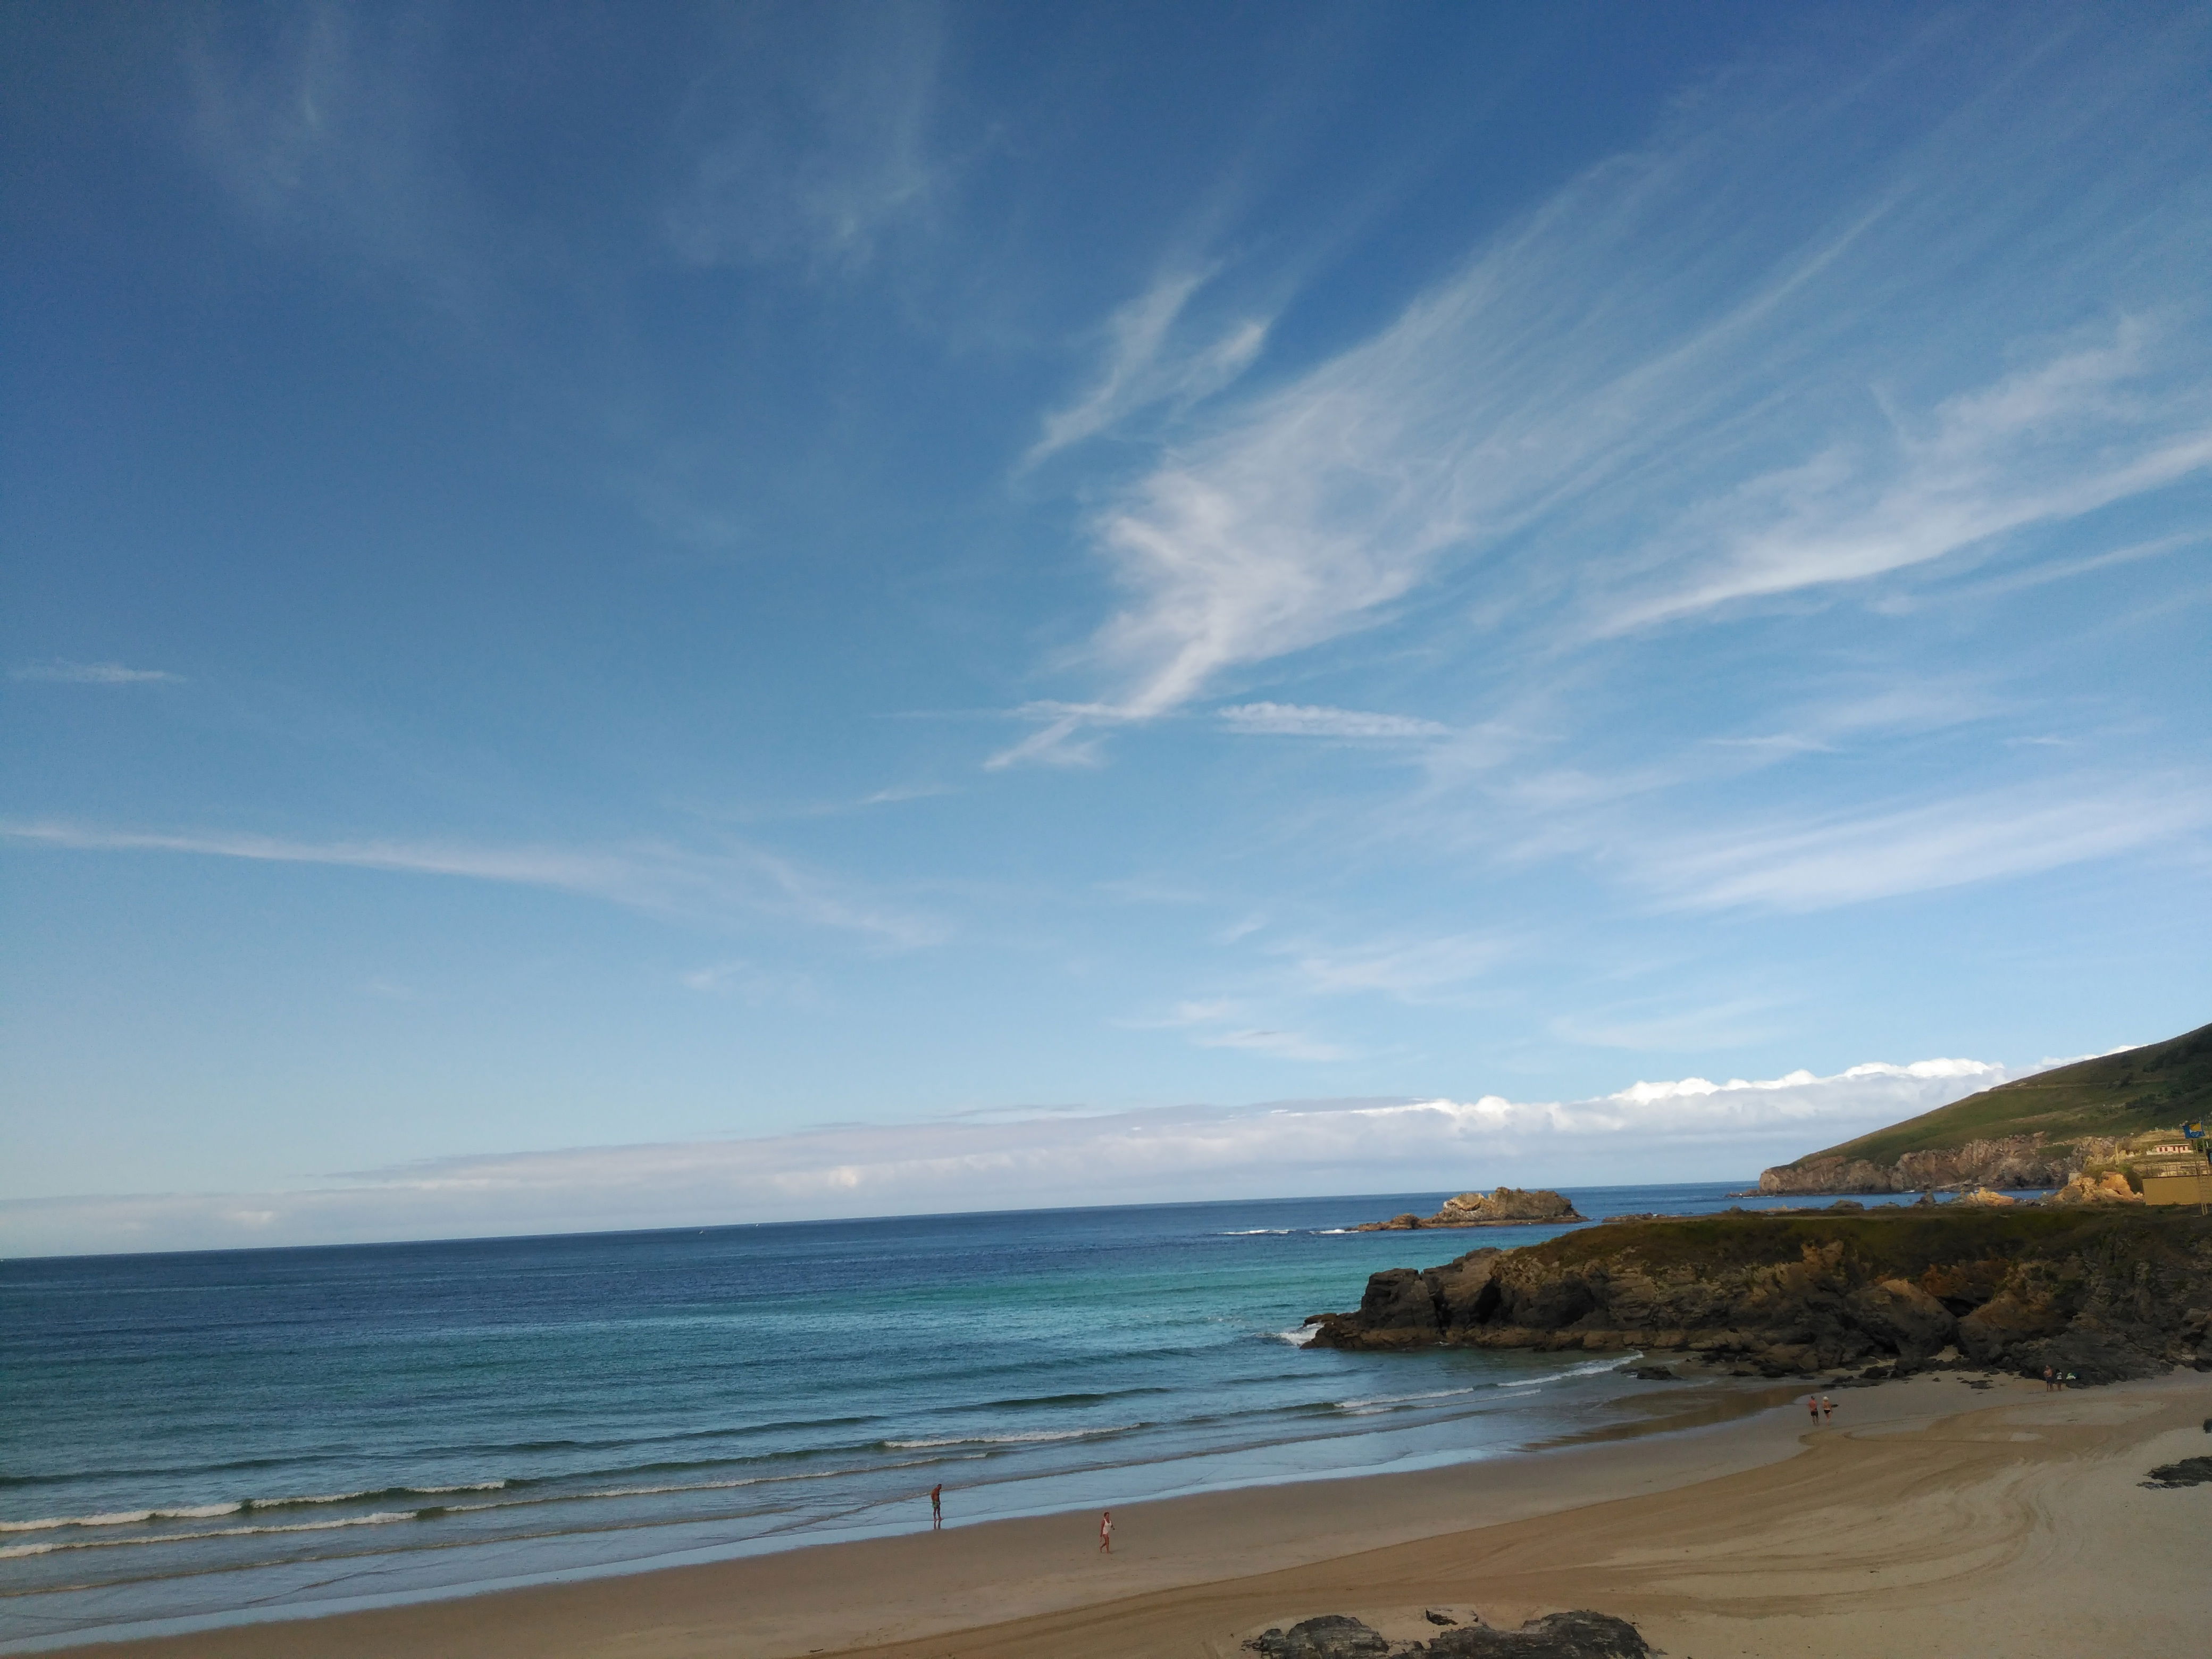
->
[0, 1183, 1926, 1650]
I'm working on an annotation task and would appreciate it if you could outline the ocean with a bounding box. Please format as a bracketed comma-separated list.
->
[1, 1183, 1925, 1651]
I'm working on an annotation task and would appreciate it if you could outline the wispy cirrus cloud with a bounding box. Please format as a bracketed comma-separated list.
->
[983, 701, 1139, 770]
[0, 1052, 2043, 1254]
[1218, 702, 1449, 740]
[1028, 266, 1271, 462]
[1698, 677, 2010, 759]
[1639, 775, 2212, 912]
[1599, 326, 2212, 634]
[1003, 20, 2211, 761]
[1, 820, 941, 948]
[11, 660, 183, 685]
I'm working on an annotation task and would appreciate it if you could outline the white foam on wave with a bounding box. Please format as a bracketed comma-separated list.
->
[881, 1424, 1138, 1450]
[1332, 1385, 1478, 1414]
[557, 1451, 971, 1504]
[0, 1480, 513, 1536]
[0, 1511, 420, 1560]
[0, 1461, 1006, 1559]
[1496, 1353, 1646, 1393]
[274, 1480, 509, 1506]
[0, 1502, 241, 1533]
[1269, 1323, 1321, 1347]
[1218, 1228, 1293, 1235]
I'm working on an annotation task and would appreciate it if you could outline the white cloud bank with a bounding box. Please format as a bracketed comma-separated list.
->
[2, 1053, 2049, 1256]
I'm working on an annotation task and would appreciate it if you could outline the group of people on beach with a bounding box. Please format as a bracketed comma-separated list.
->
[1806, 1393, 1837, 1424]
[925, 1484, 1116, 1554]
[2041, 1365, 2077, 1390]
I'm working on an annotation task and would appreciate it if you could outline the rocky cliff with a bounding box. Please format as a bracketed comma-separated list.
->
[1756, 1134, 2108, 1195]
[1303, 1208, 2212, 1383]
[1356, 1187, 1585, 1230]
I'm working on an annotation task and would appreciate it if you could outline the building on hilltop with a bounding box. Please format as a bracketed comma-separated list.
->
[2124, 1130, 2211, 1206]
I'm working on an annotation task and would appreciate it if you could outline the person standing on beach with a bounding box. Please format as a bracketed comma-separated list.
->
[930, 1484, 942, 1528]
[1099, 1510, 1113, 1553]
[1820, 1395, 1835, 1423]
[1808, 1394, 1821, 1423]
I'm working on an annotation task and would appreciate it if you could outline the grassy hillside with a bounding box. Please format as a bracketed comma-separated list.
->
[1786, 1019, 2212, 1170]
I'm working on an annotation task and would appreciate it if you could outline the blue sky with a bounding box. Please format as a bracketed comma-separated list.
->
[4, 2, 2208, 1253]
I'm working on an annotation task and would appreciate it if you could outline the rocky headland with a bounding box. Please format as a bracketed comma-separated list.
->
[1756, 1019, 2210, 1195]
[1303, 1207, 2212, 1383]
[1356, 1188, 1586, 1231]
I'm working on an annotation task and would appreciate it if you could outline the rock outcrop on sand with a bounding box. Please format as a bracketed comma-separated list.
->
[1356, 1188, 1585, 1230]
[1248, 1612, 1649, 1659]
[2050, 1170, 2143, 1204]
[2143, 1455, 2212, 1488]
[1303, 1208, 2212, 1383]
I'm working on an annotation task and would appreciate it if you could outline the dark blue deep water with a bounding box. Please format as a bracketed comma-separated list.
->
[0, 1183, 1926, 1650]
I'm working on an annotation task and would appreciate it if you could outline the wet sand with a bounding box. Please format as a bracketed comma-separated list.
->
[68, 1370, 2212, 1658]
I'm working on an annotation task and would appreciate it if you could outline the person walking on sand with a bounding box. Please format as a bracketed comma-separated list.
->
[2043, 1365, 2056, 1392]
[1099, 1510, 1113, 1553]
[1820, 1395, 1835, 1424]
[930, 1484, 942, 1528]
[1808, 1393, 1821, 1423]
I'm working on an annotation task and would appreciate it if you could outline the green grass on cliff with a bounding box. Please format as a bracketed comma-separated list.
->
[1787, 1019, 2212, 1169]
[1522, 1205, 2212, 1276]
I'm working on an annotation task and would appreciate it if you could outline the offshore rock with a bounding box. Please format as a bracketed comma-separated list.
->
[1356, 1189, 1586, 1230]
[1304, 1209, 2212, 1382]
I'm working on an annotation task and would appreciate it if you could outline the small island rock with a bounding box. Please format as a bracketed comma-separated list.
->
[1356, 1188, 1586, 1230]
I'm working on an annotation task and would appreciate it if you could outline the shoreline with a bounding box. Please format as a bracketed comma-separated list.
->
[46, 1367, 2212, 1658]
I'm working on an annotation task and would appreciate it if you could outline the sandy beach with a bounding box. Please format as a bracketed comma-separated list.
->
[64, 1367, 2211, 1659]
